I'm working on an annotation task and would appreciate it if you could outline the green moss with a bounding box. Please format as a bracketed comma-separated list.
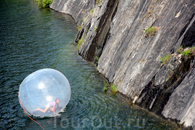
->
[160, 54, 171, 65]
[111, 83, 117, 93]
[36, 0, 53, 8]
[144, 26, 156, 37]
[77, 36, 84, 49]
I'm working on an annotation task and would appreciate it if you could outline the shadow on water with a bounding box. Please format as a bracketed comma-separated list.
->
[0, 0, 179, 129]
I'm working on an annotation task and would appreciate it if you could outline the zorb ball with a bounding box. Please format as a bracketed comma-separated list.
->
[18, 68, 71, 117]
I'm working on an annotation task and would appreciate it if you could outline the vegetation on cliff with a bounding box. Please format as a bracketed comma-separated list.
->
[144, 26, 160, 37]
[102, 81, 117, 93]
[36, 0, 53, 8]
[160, 54, 172, 65]
[77, 36, 84, 49]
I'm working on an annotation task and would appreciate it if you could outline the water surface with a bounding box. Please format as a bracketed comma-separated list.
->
[0, 0, 178, 129]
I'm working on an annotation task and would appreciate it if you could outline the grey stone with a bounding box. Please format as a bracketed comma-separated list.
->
[97, 0, 195, 99]
[154, 54, 181, 86]
[162, 68, 195, 129]
[50, 0, 95, 25]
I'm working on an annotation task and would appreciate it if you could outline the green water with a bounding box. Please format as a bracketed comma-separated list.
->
[0, 0, 179, 129]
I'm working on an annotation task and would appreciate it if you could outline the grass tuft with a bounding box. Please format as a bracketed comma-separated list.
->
[160, 54, 171, 65]
[111, 83, 117, 93]
[144, 26, 160, 37]
[144, 26, 155, 37]
[181, 49, 191, 56]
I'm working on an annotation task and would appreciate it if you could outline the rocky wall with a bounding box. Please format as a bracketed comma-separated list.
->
[50, 0, 195, 129]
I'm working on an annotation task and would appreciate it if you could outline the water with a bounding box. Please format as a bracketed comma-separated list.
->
[0, 0, 179, 129]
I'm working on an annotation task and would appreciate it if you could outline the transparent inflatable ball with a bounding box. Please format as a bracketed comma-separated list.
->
[18, 68, 71, 117]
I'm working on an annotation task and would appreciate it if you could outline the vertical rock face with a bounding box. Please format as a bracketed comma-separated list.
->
[78, 0, 118, 61]
[162, 67, 195, 129]
[97, 0, 195, 99]
[50, 0, 95, 25]
[51, 0, 195, 129]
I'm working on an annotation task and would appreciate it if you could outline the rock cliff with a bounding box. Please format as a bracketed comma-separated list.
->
[51, 0, 195, 129]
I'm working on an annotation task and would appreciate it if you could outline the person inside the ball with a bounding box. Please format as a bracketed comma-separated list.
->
[35, 98, 60, 114]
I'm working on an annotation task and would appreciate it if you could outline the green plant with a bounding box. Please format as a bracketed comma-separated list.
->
[94, 27, 98, 31]
[103, 87, 108, 92]
[77, 36, 84, 49]
[192, 46, 195, 55]
[181, 49, 191, 56]
[166, 77, 169, 82]
[77, 25, 83, 31]
[111, 83, 117, 93]
[160, 54, 171, 65]
[36, 0, 53, 8]
[96, 0, 101, 5]
[95, 56, 99, 64]
[103, 81, 109, 87]
[177, 46, 184, 53]
[144, 26, 156, 37]
[81, 19, 84, 23]
[89, 9, 94, 17]
[95, 56, 99, 60]
[177, 46, 195, 56]
[103, 81, 109, 92]
[95, 56, 99, 65]
[90, 9, 94, 13]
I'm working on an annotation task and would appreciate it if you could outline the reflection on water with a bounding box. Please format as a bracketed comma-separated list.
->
[0, 0, 178, 129]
